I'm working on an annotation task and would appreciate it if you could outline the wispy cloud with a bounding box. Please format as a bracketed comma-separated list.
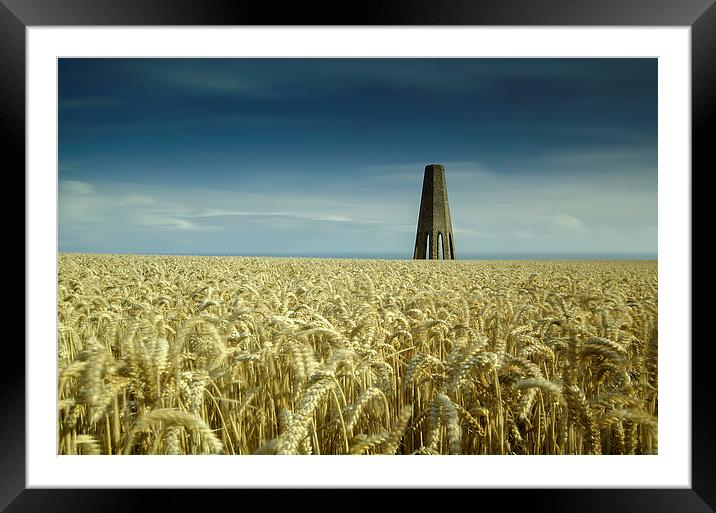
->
[60, 96, 124, 110]
[214, 114, 322, 127]
[58, 153, 656, 255]
[149, 67, 286, 99]
[165, 71, 261, 95]
[58, 178, 408, 252]
[60, 180, 200, 231]
[552, 214, 585, 230]
[61, 180, 95, 195]
[174, 208, 383, 227]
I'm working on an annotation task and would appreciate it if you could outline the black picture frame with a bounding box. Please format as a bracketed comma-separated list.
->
[3, 1, 713, 511]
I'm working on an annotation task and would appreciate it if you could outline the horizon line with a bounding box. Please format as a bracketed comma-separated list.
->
[58, 250, 658, 261]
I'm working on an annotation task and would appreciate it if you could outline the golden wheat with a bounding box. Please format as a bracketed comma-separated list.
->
[57, 254, 657, 455]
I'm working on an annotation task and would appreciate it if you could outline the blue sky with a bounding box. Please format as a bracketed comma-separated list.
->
[58, 58, 657, 257]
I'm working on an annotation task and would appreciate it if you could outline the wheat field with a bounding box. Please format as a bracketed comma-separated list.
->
[57, 253, 657, 455]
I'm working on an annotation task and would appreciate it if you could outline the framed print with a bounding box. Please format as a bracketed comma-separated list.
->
[3, 0, 714, 511]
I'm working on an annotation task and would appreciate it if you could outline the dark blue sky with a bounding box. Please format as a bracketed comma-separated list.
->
[59, 58, 657, 256]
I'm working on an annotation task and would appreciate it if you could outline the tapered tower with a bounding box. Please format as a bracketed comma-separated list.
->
[413, 164, 456, 259]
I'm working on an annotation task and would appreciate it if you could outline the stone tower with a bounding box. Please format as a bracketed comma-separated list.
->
[413, 164, 456, 259]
